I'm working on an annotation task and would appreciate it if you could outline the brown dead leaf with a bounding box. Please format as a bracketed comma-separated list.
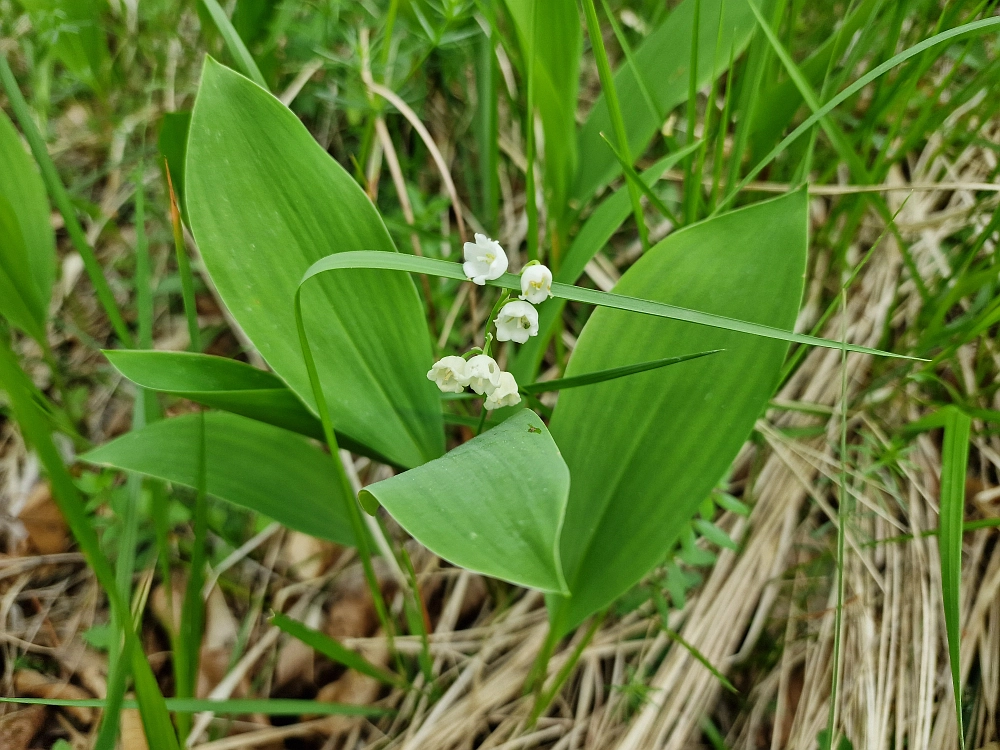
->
[119, 708, 149, 750]
[0, 705, 46, 750]
[13, 670, 93, 726]
[18, 483, 69, 555]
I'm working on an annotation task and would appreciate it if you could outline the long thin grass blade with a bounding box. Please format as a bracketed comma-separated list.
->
[199, 0, 267, 89]
[0, 696, 389, 717]
[520, 350, 721, 394]
[270, 612, 406, 688]
[299, 251, 923, 360]
[717, 15, 1000, 212]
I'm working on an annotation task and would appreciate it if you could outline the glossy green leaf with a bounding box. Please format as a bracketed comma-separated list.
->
[0, 110, 53, 340]
[185, 58, 443, 469]
[547, 190, 808, 633]
[574, 0, 756, 202]
[939, 405, 970, 748]
[360, 410, 569, 594]
[103, 350, 324, 441]
[503, 0, 581, 232]
[81, 411, 357, 547]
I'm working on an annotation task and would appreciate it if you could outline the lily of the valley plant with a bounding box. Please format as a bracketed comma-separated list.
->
[428, 237, 552, 409]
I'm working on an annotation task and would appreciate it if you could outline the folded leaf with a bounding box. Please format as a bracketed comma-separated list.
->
[547, 190, 808, 633]
[81, 411, 357, 546]
[360, 410, 569, 594]
[185, 58, 443, 470]
[104, 350, 324, 440]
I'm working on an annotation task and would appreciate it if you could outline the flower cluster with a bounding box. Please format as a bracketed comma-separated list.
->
[426, 235, 553, 411]
[427, 353, 520, 410]
[462, 234, 553, 344]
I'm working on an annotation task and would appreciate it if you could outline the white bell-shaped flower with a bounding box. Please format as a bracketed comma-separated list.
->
[485, 371, 521, 410]
[519, 264, 553, 304]
[495, 300, 539, 344]
[463, 233, 508, 285]
[426, 355, 470, 393]
[465, 354, 502, 395]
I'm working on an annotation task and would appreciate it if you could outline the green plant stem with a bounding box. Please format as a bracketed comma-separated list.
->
[580, 0, 648, 251]
[475, 405, 489, 436]
[0, 54, 132, 346]
[293, 288, 397, 656]
[524, 0, 539, 263]
[528, 611, 604, 727]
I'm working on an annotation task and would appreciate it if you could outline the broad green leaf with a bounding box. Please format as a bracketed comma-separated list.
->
[81, 411, 357, 547]
[103, 350, 324, 441]
[574, 0, 756, 202]
[185, 58, 443, 469]
[939, 405, 970, 748]
[0, 109, 53, 338]
[360, 410, 569, 594]
[503, 0, 581, 233]
[547, 190, 808, 633]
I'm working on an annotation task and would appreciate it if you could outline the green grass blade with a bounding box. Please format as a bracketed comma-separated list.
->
[746, 0, 870, 183]
[0, 54, 132, 345]
[599, 0, 661, 124]
[581, 0, 648, 251]
[299, 251, 923, 360]
[521, 350, 721, 394]
[940, 405, 970, 750]
[0, 332, 176, 749]
[199, 0, 267, 89]
[270, 612, 406, 688]
[0, 696, 389, 717]
[175, 413, 208, 742]
[663, 627, 737, 694]
[718, 15, 1000, 212]
[598, 133, 682, 226]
